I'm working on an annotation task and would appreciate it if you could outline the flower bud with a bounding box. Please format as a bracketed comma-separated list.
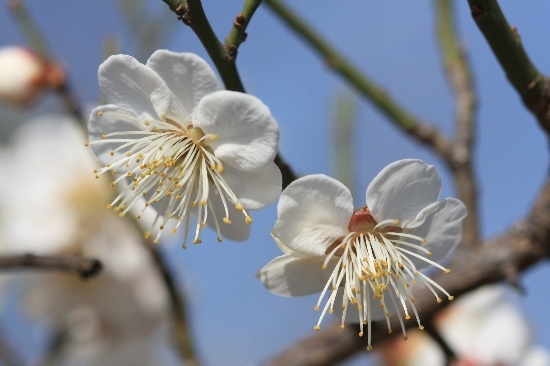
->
[0, 46, 65, 106]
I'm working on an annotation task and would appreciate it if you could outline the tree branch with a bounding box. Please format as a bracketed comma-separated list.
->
[263, 177, 550, 366]
[435, 0, 480, 246]
[264, 0, 453, 161]
[0, 254, 102, 279]
[467, 0, 550, 135]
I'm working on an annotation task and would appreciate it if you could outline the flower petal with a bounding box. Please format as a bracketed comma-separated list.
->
[406, 198, 467, 271]
[222, 161, 282, 210]
[256, 252, 335, 297]
[274, 175, 353, 256]
[88, 105, 144, 166]
[99, 54, 171, 119]
[146, 50, 222, 123]
[194, 90, 279, 171]
[366, 159, 442, 223]
[271, 229, 293, 254]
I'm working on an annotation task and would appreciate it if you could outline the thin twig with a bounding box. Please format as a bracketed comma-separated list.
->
[146, 242, 200, 366]
[161, 0, 298, 187]
[0, 254, 102, 279]
[264, 0, 453, 161]
[467, 0, 550, 135]
[435, 0, 480, 246]
[224, 0, 263, 57]
[263, 177, 550, 366]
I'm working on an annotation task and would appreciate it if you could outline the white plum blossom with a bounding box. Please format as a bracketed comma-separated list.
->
[257, 159, 467, 350]
[87, 50, 281, 247]
[377, 285, 550, 366]
[0, 46, 64, 106]
[0, 116, 170, 365]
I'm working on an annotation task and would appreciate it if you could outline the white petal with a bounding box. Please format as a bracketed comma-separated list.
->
[88, 105, 144, 166]
[222, 161, 282, 210]
[406, 198, 466, 271]
[256, 252, 334, 297]
[206, 189, 251, 242]
[194, 90, 279, 171]
[366, 159, 442, 223]
[274, 175, 353, 256]
[271, 229, 293, 254]
[146, 50, 222, 123]
[99, 54, 171, 119]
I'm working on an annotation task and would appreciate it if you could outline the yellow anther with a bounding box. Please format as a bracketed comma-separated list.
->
[235, 203, 244, 212]
[217, 237, 222, 242]
[119, 213, 125, 217]
[314, 306, 319, 311]
[84, 141, 89, 146]
[445, 269, 451, 274]
[216, 164, 224, 174]
[102, 134, 107, 139]
[437, 298, 442, 303]
[110, 182, 115, 187]
[110, 151, 114, 156]
[358, 332, 363, 337]
[405, 315, 411, 320]
[144, 120, 150, 126]
[160, 225, 165, 230]
[200, 223, 206, 228]
[172, 229, 177, 233]
[106, 204, 112, 209]
[448, 296, 454, 301]
[366, 346, 373, 351]
[339, 325, 345, 330]
[98, 111, 104, 117]
[321, 264, 327, 270]
[328, 309, 333, 314]
[388, 329, 392, 334]
[209, 134, 218, 141]
[245, 216, 252, 224]
[314, 325, 320, 331]
[427, 251, 433, 256]
[223, 217, 232, 224]
[411, 296, 415, 302]
[137, 215, 141, 219]
[144, 231, 150, 239]
[403, 336, 408, 341]
[419, 325, 424, 330]
[200, 201, 207, 206]
[153, 239, 159, 244]
[422, 238, 428, 243]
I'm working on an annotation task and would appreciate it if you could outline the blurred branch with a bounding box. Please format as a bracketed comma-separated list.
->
[263, 176, 550, 366]
[435, 0, 479, 246]
[146, 242, 200, 366]
[224, 0, 263, 54]
[332, 94, 356, 193]
[264, 0, 453, 161]
[161, 0, 297, 187]
[0, 254, 102, 279]
[6, 0, 86, 126]
[467, 0, 550, 135]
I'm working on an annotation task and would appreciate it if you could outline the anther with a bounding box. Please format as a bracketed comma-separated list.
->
[217, 237, 222, 242]
[314, 306, 319, 311]
[153, 239, 159, 244]
[366, 346, 373, 351]
[448, 296, 454, 301]
[245, 216, 253, 224]
[84, 141, 89, 146]
[235, 203, 244, 212]
[223, 217, 232, 224]
[445, 269, 451, 274]
[339, 325, 345, 330]
[314, 326, 320, 331]
[98, 111, 104, 117]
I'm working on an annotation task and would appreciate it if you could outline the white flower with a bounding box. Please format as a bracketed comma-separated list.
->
[87, 50, 281, 246]
[0, 46, 64, 106]
[257, 159, 467, 350]
[378, 285, 550, 366]
[0, 117, 169, 365]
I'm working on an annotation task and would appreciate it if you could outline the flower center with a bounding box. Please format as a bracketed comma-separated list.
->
[88, 112, 252, 247]
[314, 206, 453, 351]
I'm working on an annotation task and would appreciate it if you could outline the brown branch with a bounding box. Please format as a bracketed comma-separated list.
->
[467, 0, 550, 135]
[263, 178, 550, 366]
[0, 254, 102, 279]
[435, 0, 480, 246]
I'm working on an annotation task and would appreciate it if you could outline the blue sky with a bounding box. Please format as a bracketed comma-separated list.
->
[1, 1, 550, 365]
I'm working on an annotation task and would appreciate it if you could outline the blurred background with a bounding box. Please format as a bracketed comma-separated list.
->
[0, 1, 549, 365]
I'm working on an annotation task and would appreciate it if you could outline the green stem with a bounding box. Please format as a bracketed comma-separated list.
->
[467, 0, 550, 133]
[225, 0, 263, 52]
[264, 0, 452, 158]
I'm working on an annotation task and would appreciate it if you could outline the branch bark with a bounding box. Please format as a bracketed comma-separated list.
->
[0, 254, 102, 279]
[467, 0, 550, 135]
[263, 177, 550, 366]
[435, 0, 480, 246]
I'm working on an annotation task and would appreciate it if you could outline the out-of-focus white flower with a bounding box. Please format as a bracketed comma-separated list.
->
[87, 50, 281, 247]
[377, 285, 550, 366]
[0, 116, 169, 365]
[257, 160, 467, 350]
[0, 46, 65, 106]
